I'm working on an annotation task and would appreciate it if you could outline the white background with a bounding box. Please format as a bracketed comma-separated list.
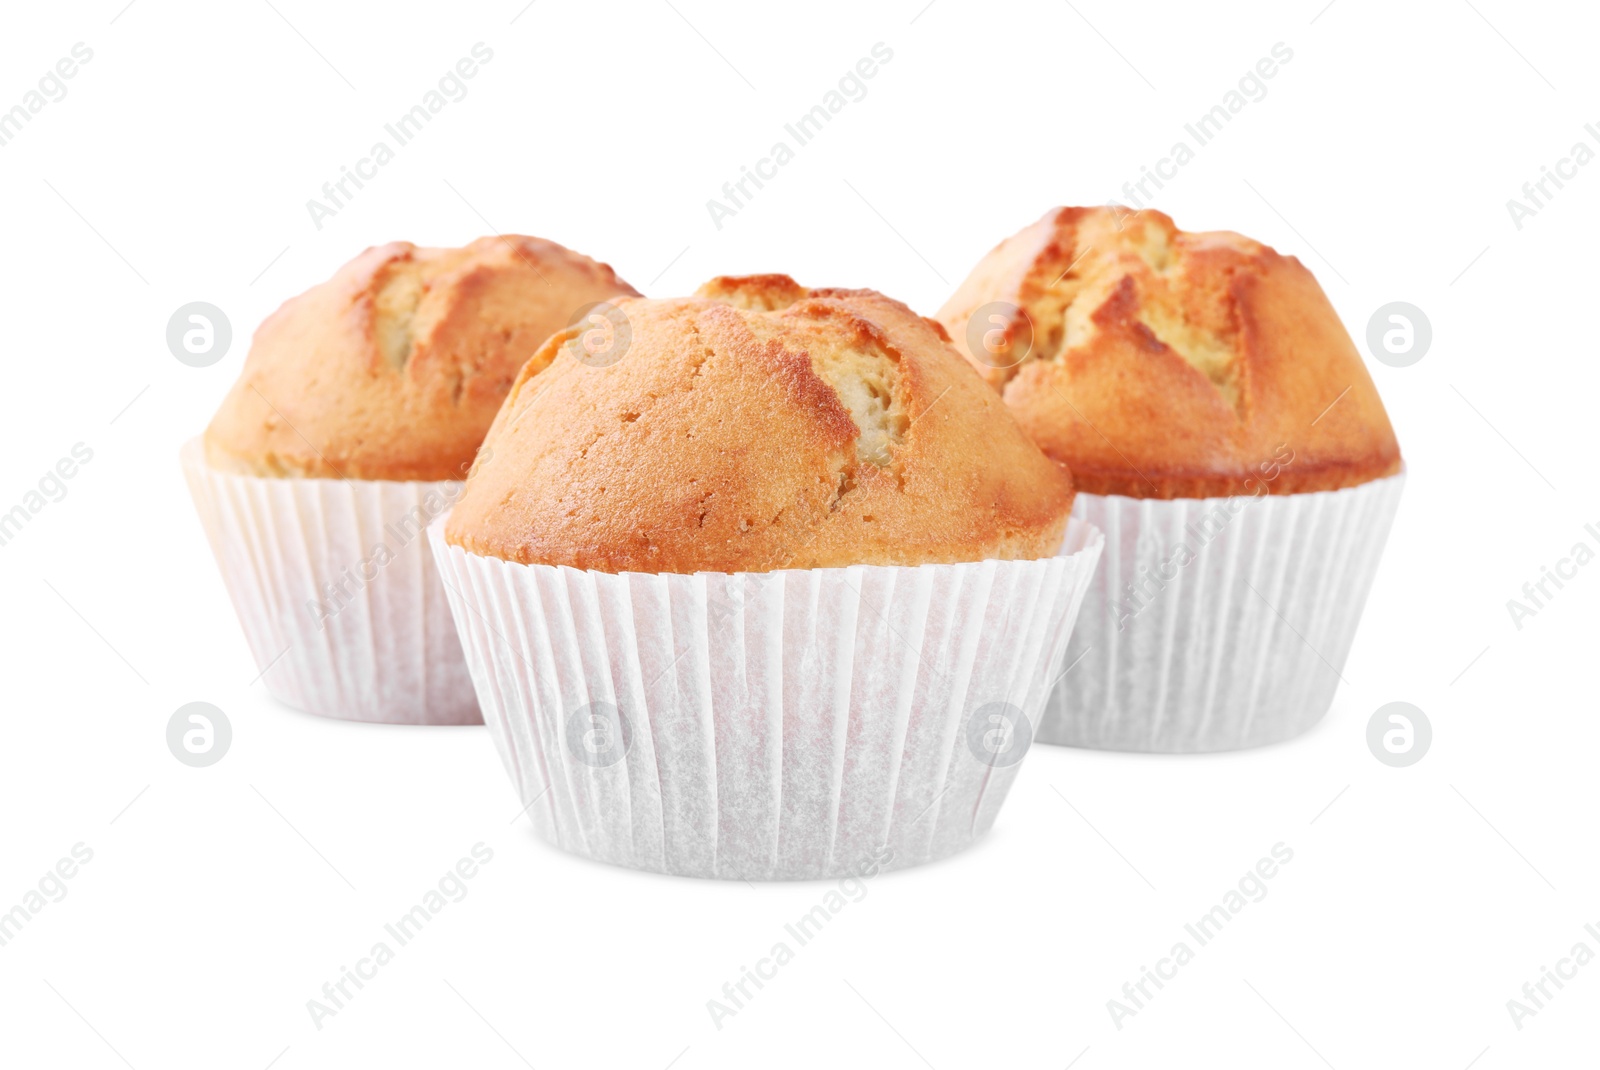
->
[1, 1, 1596, 1067]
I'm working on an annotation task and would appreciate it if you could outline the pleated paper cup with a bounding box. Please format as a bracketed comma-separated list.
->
[1039, 472, 1404, 752]
[430, 517, 1104, 880]
[181, 439, 481, 725]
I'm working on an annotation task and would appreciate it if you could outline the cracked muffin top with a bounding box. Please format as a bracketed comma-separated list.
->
[204, 235, 638, 481]
[936, 207, 1401, 498]
[444, 275, 1075, 573]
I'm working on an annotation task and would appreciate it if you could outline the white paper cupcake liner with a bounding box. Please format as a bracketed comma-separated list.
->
[1038, 472, 1404, 752]
[430, 518, 1104, 880]
[181, 440, 480, 725]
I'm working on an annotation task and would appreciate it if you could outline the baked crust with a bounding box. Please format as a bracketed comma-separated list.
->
[936, 207, 1401, 498]
[445, 276, 1076, 573]
[205, 235, 638, 481]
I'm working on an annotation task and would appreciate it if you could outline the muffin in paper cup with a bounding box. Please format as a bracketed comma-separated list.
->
[1039, 473, 1402, 751]
[437, 275, 1099, 877]
[182, 439, 478, 724]
[432, 516, 1103, 878]
[937, 207, 1406, 752]
[186, 234, 638, 723]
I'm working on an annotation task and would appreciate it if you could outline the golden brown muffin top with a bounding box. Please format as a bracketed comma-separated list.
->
[205, 235, 638, 481]
[444, 275, 1076, 573]
[937, 207, 1401, 498]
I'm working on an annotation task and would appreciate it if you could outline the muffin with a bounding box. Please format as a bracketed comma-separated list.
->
[447, 272, 1074, 570]
[431, 275, 1105, 878]
[938, 208, 1405, 751]
[183, 235, 639, 724]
